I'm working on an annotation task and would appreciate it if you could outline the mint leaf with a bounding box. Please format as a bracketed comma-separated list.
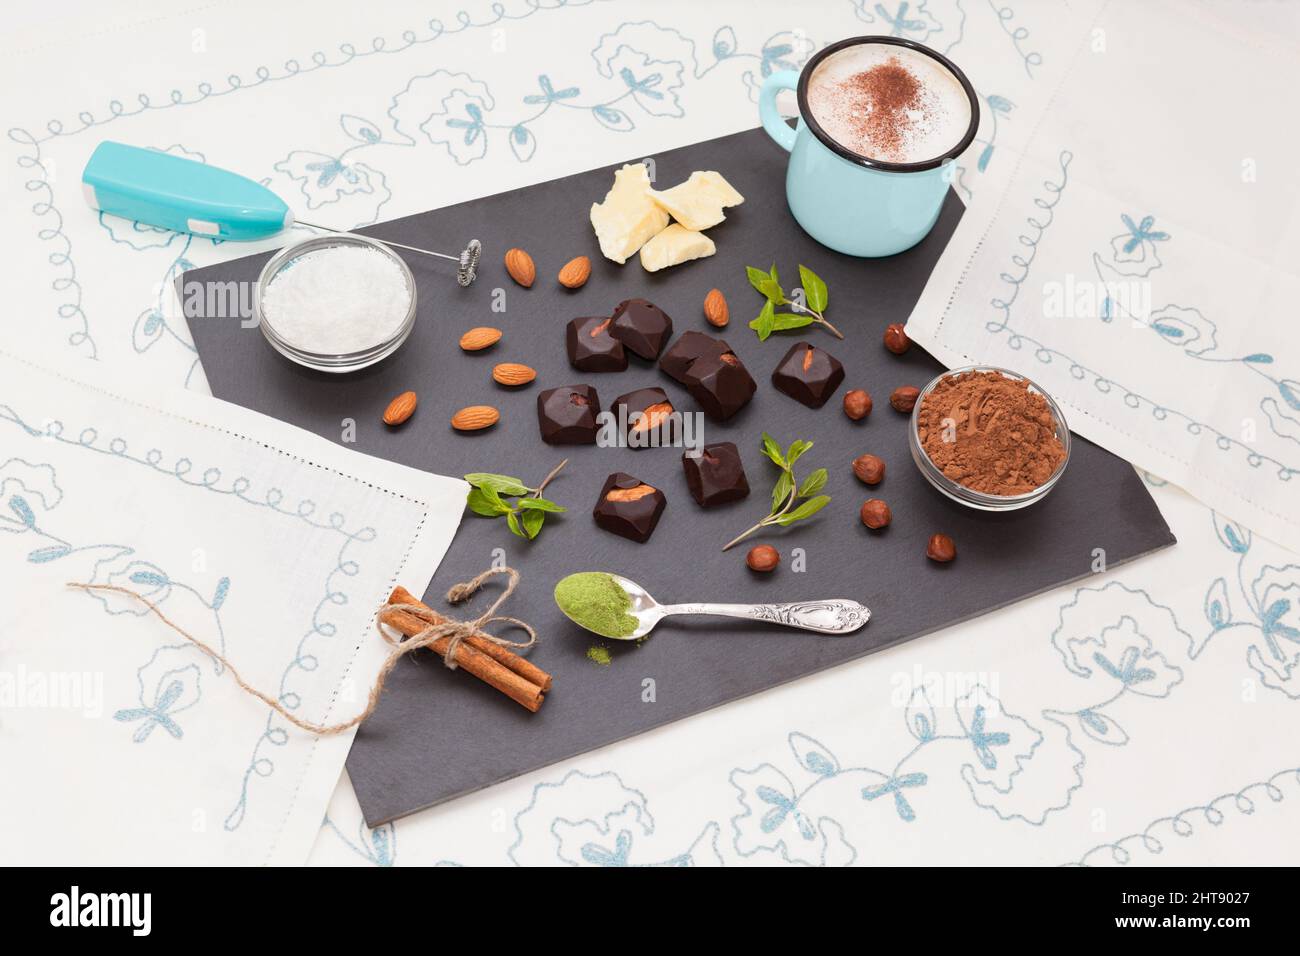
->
[786, 439, 812, 465]
[746, 265, 783, 304]
[797, 467, 827, 498]
[464, 473, 530, 496]
[521, 508, 545, 539]
[506, 510, 525, 537]
[798, 265, 828, 312]
[517, 497, 565, 513]
[760, 432, 786, 467]
[771, 313, 813, 331]
[777, 494, 831, 525]
[771, 470, 793, 510]
[467, 487, 512, 516]
[749, 299, 777, 341]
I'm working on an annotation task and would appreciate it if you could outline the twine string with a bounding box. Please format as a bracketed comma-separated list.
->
[66, 566, 534, 737]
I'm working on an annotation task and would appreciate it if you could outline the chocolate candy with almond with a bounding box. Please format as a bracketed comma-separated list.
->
[682, 442, 750, 507]
[609, 298, 673, 360]
[537, 384, 601, 444]
[659, 330, 732, 382]
[592, 472, 667, 543]
[683, 350, 756, 421]
[565, 315, 627, 372]
[771, 341, 846, 409]
[612, 386, 676, 448]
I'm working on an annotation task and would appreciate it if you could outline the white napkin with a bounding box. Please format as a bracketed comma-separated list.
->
[906, 0, 1300, 544]
[0, 350, 465, 864]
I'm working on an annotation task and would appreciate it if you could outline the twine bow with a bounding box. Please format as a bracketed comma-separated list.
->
[67, 566, 535, 737]
[375, 566, 536, 671]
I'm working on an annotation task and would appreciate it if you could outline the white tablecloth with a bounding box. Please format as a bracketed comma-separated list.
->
[3, 0, 1297, 866]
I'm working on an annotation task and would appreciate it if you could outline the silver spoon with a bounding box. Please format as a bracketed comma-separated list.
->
[565, 574, 870, 639]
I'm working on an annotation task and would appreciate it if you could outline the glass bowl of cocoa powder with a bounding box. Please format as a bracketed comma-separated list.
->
[908, 366, 1071, 511]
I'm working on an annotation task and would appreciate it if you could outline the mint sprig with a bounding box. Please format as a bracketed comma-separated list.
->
[745, 263, 844, 341]
[723, 434, 830, 550]
[464, 459, 568, 540]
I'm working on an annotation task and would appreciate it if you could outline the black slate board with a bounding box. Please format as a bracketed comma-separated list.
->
[183, 126, 1175, 826]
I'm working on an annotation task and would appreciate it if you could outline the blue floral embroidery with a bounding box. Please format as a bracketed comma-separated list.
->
[1068, 767, 1300, 866]
[321, 816, 406, 866]
[1198, 512, 1300, 697]
[0, 395, 385, 829]
[862, 772, 928, 822]
[972, 152, 1300, 482]
[508, 769, 721, 867]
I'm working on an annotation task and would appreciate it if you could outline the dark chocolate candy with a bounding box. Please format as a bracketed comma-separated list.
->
[537, 384, 601, 444]
[659, 330, 731, 382]
[565, 315, 627, 372]
[682, 442, 750, 507]
[592, 472, 666, 543]
[611, 386, 675, 448]
[771, 341, 846, 409]
[684, 350, 756, 421]
[609, 298, 673, 360]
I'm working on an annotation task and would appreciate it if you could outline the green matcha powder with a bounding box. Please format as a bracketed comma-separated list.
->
[554, 572, 639, 639]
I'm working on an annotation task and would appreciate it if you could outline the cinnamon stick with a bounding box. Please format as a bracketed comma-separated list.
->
[390, 586, 553, 691]
[380, 587, 549, 712]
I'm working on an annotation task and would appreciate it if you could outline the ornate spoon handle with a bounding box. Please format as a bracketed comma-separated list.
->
[659, 599, 870, 635]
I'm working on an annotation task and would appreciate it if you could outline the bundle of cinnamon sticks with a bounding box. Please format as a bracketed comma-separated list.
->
[379, 586, 552, 712]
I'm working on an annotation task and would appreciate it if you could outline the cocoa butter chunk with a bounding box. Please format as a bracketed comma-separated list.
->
[590, 163, 669, 264]
[771, 341, 846, 408]
[638, 224, 716, 273]
[593, 472, 666, 543]
[648, 170, 745, 231]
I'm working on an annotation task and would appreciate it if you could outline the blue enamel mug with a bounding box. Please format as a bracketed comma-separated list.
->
[760, 36, 978, 257]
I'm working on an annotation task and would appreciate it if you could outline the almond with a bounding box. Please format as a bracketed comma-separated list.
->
[504, 248, 536, 288]
[606, 483, 657, 502]
[382, 390, 417, 426]
[558, 255, 592, 289]
[492, 362, 536, 386]
[459, 326, 502, 351]
[704, 288, 729, 327]
[450, 405, 500, 431]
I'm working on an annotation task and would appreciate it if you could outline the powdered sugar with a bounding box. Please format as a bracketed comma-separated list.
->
[260, 244, 412, 354]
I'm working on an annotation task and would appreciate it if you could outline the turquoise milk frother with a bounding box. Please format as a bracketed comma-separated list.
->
[81, 141, 480, 284]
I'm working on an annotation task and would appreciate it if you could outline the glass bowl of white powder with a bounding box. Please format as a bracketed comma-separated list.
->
[254, 233, 417, 372]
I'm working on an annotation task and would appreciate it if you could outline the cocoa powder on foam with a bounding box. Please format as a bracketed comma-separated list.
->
[916, 371, 1066, 495]
[837, 57, 926, 160]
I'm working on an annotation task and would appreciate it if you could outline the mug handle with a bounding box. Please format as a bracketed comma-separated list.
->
[759, 70, 800, 152]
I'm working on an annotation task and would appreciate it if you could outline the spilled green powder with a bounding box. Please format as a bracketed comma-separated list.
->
[554, 572, 638, 638]
[586, 645, 613, 666]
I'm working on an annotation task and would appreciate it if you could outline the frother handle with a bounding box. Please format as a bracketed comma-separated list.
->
[662, 599, 869, 635]
[759, 70, 800, 152]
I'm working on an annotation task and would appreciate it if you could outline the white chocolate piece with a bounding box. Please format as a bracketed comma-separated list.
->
[649, 171, 745, 231]
[639, 224, 716, 272]
[589, 163, 670, 264]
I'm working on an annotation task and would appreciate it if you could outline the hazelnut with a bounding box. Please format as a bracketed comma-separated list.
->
[890, 385, 920, 413]
[926, 533, 956, 562]
[859, 499, 891, 530]
[842, 388, 873, 421]
[883, 323, 911, 354]
[852, 454, 885, 485]
[746, 544, 780, 572]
